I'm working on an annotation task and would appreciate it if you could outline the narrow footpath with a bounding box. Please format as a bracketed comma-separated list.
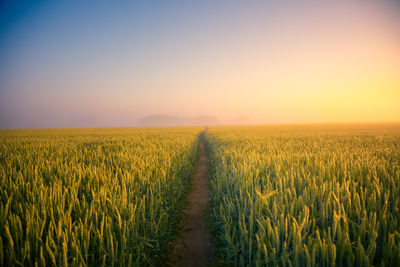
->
[168, 131, 215, 267]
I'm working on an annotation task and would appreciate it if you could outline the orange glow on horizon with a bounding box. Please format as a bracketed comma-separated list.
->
[0, 0, 399, 128]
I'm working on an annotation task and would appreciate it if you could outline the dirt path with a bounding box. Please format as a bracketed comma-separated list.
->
[168, 131, 214, 267]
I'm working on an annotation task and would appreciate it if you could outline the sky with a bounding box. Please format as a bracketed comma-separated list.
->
[0, 0, 400, 128]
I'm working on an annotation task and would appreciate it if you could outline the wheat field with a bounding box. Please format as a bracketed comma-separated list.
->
[206, 124, 400, 266]
[0, 127, 201, 266]
[1, 125, 400, 266]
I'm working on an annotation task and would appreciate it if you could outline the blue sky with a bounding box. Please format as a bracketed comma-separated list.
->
[1, 0, 399, 128]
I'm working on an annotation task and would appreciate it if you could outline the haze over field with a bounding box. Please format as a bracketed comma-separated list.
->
[0, 0, 400, 128]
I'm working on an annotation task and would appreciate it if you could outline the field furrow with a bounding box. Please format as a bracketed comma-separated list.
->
[0, 127, 201, 266]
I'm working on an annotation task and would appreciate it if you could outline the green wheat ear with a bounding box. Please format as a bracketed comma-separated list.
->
[256, 189, 278, 203]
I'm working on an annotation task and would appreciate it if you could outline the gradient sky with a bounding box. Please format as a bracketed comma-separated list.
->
[1, 0, 400, 128]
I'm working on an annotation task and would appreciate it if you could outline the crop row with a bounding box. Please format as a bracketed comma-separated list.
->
[0, 128, 201, 266]
[206, 125, 400, 266]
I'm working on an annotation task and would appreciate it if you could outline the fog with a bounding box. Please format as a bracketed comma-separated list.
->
[1, 0, 399, 128]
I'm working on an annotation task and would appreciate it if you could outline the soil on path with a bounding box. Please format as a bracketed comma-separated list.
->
[168, 131, 215, 267]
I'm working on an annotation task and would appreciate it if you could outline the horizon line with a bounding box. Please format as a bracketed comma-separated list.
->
[1, 121, 400, 131]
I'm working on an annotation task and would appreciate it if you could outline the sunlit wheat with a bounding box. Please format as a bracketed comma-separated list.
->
[206, 124, 400, 266]
[0, 127, 201, 266]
